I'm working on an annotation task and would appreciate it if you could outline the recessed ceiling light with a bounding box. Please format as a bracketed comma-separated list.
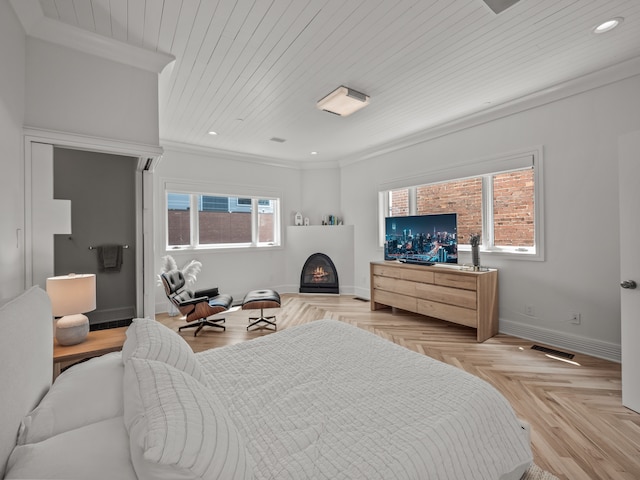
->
[208, 131, 218, 136]
[310, 151, 318, 155]
[593, 17, 623, 34]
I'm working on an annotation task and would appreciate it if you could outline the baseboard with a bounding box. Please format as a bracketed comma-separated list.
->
[499, 318, 621, 363]
[353, 287, 371, 300]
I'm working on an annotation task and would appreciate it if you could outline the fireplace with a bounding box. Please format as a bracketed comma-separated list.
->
[299, 253, 339, 294]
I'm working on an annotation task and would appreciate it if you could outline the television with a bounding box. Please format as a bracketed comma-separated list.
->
[384, 213, 458, 264]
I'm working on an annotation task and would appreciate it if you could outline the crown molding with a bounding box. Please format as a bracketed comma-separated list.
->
[9, 0, 174, 74]
[160, 140, 340, 170]
[23, 126, 164, 158]
[339, 55, 640, 168]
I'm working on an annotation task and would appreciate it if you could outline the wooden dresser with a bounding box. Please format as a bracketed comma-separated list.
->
[370, 261, 498, 342]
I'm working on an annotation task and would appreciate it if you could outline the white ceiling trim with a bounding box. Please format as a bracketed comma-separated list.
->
[340, 54, 640, 168]
[9, 0, 174, 74]
[23, 126, 164, 160]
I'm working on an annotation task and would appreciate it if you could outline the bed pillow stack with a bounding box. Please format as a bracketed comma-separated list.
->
[121, 318, 253, 480]
[5, 352, 135, 480]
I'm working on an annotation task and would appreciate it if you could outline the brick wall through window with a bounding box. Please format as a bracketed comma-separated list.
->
[493, 169, 534, 246]
[387, 168, 534, 247]
[416, 178, 482, 245]
[168, 211, 275, 245]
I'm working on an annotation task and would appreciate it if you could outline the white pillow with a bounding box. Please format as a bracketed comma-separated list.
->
[6, 416, 137, 480]
[122, 318, 208, 385]
[17, 352, 124, 445]
[124, 357, 253, 480]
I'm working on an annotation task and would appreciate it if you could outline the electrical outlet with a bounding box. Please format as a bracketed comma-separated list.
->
[525, 305, 535, 317]
[570, 312, 581, 325]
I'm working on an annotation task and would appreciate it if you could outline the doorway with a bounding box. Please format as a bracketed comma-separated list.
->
[24, 131, 161, 321]
[53, 148, 137, 328]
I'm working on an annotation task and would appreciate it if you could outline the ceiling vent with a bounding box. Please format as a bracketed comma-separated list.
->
[317, 86, 370, 117]
[482, 0, 520, 14]
[270, 137, 286, 143]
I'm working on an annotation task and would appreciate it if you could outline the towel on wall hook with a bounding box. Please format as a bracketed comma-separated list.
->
[97, 245, 123, 272]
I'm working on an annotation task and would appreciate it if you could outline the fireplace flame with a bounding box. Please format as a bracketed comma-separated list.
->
[311, 266, 330, 283]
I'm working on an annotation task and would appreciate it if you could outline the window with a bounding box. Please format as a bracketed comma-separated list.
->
[416, 177, 483, 246]
[381, 150, 542, 259]
[166, 191, 280, 249]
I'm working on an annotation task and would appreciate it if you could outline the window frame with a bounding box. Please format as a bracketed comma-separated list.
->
[378, 148, 544, 261]
[164, 181, 282, 251]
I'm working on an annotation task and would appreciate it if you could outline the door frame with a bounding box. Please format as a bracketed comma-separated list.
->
[23, 128, 163, 319]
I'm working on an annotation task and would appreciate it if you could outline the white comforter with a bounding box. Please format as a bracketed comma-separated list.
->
[197, 319, 532, 480]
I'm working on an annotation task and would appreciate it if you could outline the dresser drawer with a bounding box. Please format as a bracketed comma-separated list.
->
[434, 272, 477, 291]
[372, 289, 417, 312]
[416, 299, 477, 328]
[372, 264, 435, 284]
[373, 275, 418, 296]
[415, 282, 476, 309]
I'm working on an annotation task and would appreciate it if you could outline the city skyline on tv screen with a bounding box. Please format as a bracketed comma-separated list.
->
[384, 213, 458, 264]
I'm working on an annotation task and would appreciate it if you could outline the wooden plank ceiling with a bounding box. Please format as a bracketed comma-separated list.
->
[37, 0, 640, 163]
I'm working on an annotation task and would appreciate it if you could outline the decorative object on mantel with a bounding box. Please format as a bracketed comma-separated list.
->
[159, 255, 202, 316]
[469, 233, 481, 270]
[294, 212, 303, 226]
[304, 217, 310, 226]
[46, 273, 96, 345]
[322, 215, 342, 225]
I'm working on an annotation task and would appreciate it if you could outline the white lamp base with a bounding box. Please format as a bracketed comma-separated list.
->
[56, 313, 90, 346]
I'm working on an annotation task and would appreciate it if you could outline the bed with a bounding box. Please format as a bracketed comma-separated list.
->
[0, 286, 532, 479]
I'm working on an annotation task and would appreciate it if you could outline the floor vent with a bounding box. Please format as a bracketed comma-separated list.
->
[531, 344, 574, 359]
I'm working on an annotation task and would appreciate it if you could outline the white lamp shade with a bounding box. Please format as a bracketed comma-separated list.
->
[46, 274, 96, 316]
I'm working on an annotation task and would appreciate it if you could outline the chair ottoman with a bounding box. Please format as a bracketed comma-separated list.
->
[242, 289, 281, 331]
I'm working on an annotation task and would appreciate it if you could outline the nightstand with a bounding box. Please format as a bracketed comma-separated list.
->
[53, 326, 128, 380]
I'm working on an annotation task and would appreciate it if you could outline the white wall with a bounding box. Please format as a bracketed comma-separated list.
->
[341, 75, 640, 360]
[0, 2, 26, 299]
[300, 167, 341, 225]
[154, 147, 306, 309]
[25, 38, 159, 146]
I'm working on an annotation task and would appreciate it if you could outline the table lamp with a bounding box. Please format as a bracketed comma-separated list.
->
[46, 273, 96, 346]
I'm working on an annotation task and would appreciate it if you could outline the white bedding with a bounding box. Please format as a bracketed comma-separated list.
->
[197, 320, 532, 480]
[5, 316, 532, 480]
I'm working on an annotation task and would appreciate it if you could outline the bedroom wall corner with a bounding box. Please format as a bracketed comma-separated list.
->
[153, 147, 304, 311]
[300, 166, 341, 226]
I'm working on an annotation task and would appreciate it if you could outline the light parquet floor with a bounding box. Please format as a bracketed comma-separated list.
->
[156, 294, 640, 480]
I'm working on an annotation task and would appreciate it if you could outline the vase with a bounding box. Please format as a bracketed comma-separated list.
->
[472, 245, 480, 269]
